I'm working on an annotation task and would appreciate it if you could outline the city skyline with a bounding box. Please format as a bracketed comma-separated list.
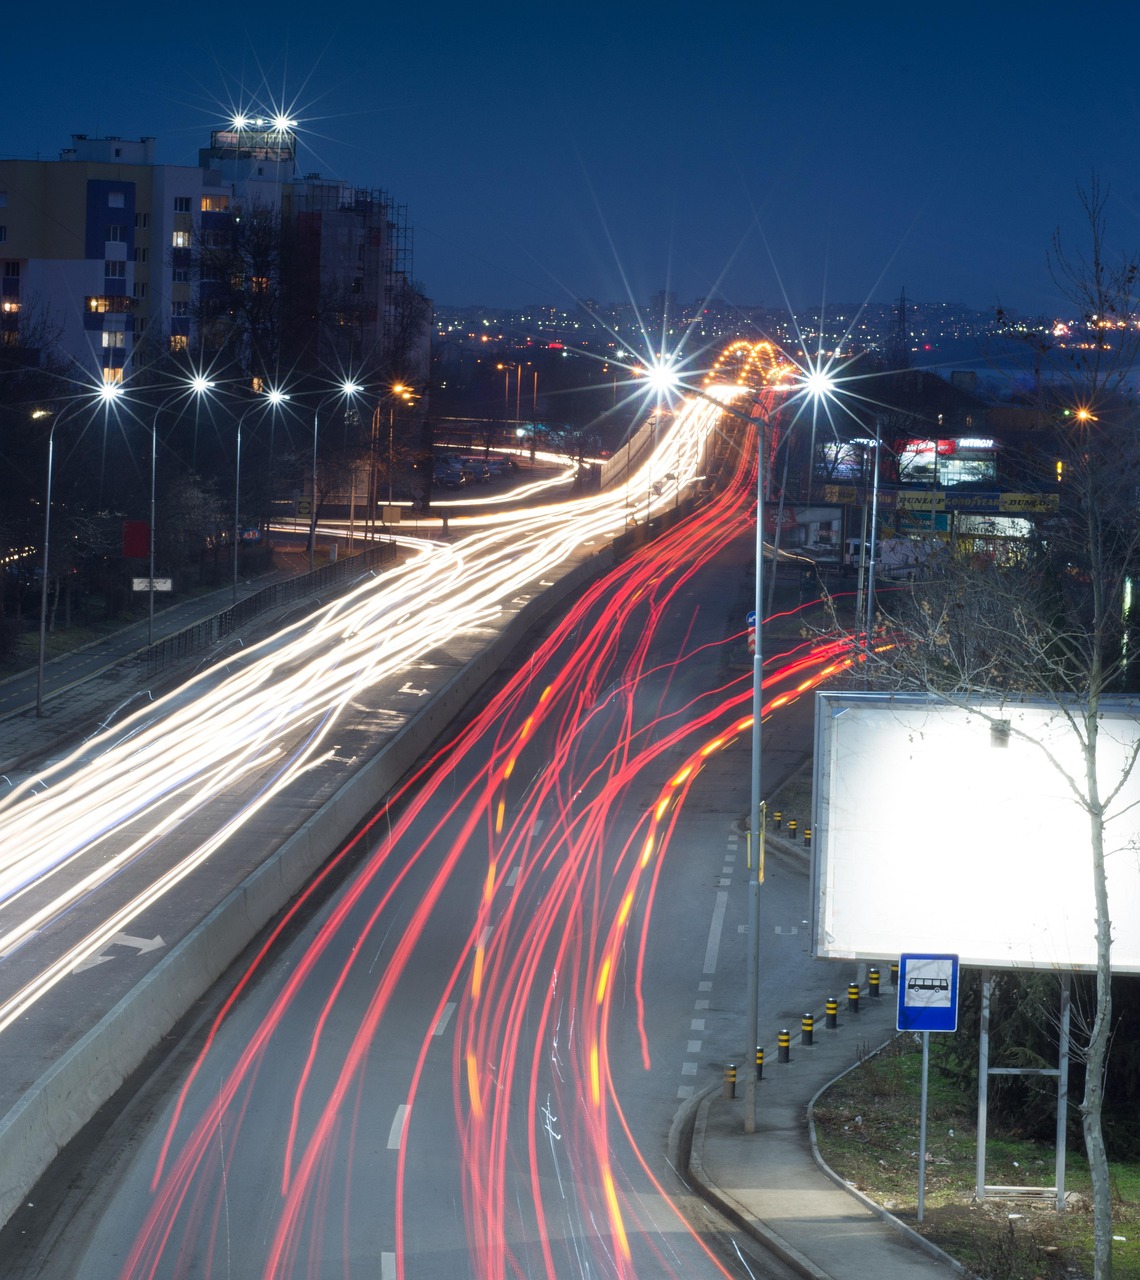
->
[5, 3, 1140, 322]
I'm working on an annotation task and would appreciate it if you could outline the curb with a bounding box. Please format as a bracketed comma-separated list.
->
[688, 1087, 834, 1280]
[805, 1043, 974, 1277]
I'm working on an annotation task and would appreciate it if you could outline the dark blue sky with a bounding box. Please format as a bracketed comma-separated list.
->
[7, 2, 1140, 317]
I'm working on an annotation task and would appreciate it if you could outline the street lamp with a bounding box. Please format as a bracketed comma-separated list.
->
[311, 381, 363, 574]
[643, 353, 836, 1133]
[387, 382, 414, 506]
[147, 376, 217, 644]
[234, 388, 289, 605]
[35, 384, 123, 717]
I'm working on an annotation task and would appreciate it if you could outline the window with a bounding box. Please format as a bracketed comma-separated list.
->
[135, 212, 149, 230]
[106, 225, 126, 243]
[132, 282, 148, 299]
[3, 261, 18, 279]
[103, 367, 124, 385]
[172, 231, 191, 248]
[169, 334, 188, 353]
[86, 295, 132, 313]
[133, 247, 148, 263]
[0, 228, 6, 243]
[104, 260, 126, 278]
[173, 196, 191, 213]
[108, 191, 125, 208]
[101, 331, 125, 349]
[171, 300, 189, 317]
[172, 266, 189, 283]
[200, 195, 230, 212]
[0, 192, 7, 208]
[202, 230, 227, 248]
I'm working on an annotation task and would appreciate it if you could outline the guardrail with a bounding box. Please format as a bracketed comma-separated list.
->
[138, 542, 397, 677]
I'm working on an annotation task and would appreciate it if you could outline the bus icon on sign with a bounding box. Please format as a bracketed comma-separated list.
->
[907, 975, 949, 993]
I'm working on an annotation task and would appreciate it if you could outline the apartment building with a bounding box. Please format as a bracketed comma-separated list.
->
[0, 123, 420, 385]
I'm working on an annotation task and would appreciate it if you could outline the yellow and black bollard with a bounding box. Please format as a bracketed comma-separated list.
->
[773, 810, 782, 830]
[847, 982, 860, 1014]
[787, 818, 798, 840]
[868, 967, 881, 998]
[890, 961, 900, 989]
[777, 1028, 791, 1063]
[723, 1063, 737, 1099]
[804, 826, 812, 849]
[801, 1013, 814, 1046]
[755, 1046, 764, 1081]
[825, 996, 839, 1029]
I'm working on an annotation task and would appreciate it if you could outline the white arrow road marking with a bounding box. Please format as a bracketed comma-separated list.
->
[398, 682, 429, 696]
[71, 932, 166, 974]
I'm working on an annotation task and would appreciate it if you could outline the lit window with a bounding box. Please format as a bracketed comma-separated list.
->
[174, 196, 192, 213]
[172, 231, 191, 248]
[103, 367, 124, 385]
[101, 331, 125, 349]
[108, 191, 125, 208]
[200, 195, 230, 212]
[169, 334, 188, 353]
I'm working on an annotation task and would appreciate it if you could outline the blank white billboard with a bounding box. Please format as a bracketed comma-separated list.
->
[811, 692, 1140, 972]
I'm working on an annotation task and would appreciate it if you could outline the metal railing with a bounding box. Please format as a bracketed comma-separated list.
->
[138, 542, 397, 677]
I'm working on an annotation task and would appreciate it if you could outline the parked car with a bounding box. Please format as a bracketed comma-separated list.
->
[433, 465, 466, 488]
[459, 457, 491, 483]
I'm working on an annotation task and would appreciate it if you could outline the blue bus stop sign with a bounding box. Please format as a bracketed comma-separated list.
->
[897, 954, 959, 1033]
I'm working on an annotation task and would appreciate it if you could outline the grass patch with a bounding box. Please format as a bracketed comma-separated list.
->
[813, 1036, 1140, 1279]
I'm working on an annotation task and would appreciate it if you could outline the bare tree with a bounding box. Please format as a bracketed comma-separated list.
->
[850, 183, 1140, 1280]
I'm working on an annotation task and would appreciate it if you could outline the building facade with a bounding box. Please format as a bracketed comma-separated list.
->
[0, 125, 424, 387]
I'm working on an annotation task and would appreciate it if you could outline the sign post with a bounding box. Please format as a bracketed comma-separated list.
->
[897, 953, 959, 1221]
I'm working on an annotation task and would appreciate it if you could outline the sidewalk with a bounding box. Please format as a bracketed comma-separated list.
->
[687, 968, 966, 1280]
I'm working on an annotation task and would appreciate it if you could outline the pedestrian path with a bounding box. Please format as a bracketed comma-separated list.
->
[688, 975, 965, 1279]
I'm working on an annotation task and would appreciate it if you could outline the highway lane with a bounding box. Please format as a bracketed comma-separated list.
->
[4, 429, 854, 1278]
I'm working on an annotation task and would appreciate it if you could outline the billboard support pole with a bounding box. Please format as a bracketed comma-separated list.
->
[975, 971, 991, 1202]
[918, 1030, 930, 1222]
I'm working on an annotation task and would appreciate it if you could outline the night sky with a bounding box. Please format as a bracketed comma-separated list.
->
[7, 2, 1140, 318]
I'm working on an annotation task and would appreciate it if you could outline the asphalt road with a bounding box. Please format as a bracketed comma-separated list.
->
[1, 503, 843, 1278]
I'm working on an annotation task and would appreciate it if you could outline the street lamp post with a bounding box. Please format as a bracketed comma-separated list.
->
[310, 381, 362, 574]
[234, 389, 288, 606]
[35, 386, 122, 717]
[388, 383, 408, 506]
[147, 376, 216, 644]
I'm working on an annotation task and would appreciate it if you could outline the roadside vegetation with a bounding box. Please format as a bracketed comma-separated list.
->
[812, 1017, 1140, 1280]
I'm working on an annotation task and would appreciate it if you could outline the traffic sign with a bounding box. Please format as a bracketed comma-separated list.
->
[897, 953, 959, 1032]
[746, 610, 756, 627]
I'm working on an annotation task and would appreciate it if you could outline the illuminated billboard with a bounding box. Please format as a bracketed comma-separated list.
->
[811, 692, 1140, 972]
